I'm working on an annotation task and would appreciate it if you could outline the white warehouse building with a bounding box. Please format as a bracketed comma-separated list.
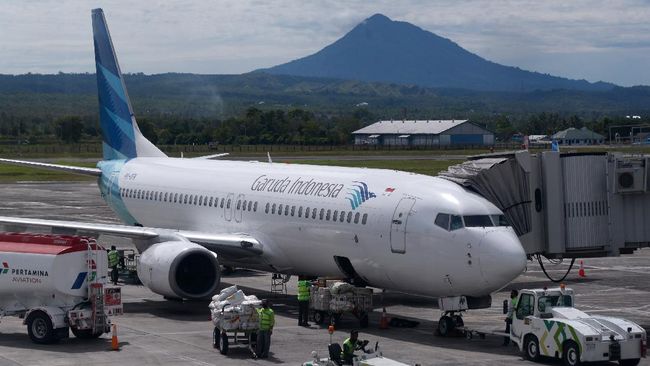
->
[352, 119, 494, 147]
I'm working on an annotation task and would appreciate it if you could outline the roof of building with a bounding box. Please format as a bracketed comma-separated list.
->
[552, 127, 605, 140]
[352, 120, 471, 135]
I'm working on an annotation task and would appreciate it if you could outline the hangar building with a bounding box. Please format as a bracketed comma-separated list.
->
[352, 120, 494, 147]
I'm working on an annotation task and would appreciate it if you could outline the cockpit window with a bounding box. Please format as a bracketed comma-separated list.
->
[463, 215, 494, 227]
[450, 215, 463, 230]
[491, 214, 510, 226]
[434, 213, 450, 230]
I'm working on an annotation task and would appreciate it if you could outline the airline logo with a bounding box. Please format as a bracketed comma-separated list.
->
[1, 261, 8, 275]
[346, 181, 376, 210]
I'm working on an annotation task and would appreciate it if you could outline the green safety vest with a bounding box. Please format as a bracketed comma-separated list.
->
[257, 308, 275, 331]
[508, 297, 518, 319]
[341, 337, 358, 359]
[108, 250, 119, 267]
[297, 280, 311, 301]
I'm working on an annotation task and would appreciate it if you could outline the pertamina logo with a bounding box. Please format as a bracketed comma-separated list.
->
[346, 181, 376, 210]
[1, 262, 8, 275]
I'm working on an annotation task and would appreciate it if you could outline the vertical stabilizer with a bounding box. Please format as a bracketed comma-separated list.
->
[92, 8, 166, 160]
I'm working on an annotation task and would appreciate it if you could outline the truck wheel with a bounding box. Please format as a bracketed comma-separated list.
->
[619, 359, 641, 366]
[71, 328, 102, 339]
[437, 316, 454, 337]
[26, 311, 56, 344]
[219, 332, 229, 355]
[523, 335, 540, 362]
[562, 341, 581, 366]
[313, 311, 325, 325]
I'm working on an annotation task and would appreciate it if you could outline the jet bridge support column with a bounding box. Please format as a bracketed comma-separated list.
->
[541, 152, 566, 257]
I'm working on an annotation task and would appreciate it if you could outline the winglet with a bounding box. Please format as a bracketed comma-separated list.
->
[91, 8, 166, 160]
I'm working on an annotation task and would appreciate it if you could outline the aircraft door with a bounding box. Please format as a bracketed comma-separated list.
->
[234, 194, 244, 223]
[224, 193, 234, 221]
[390, 197, 416, 254]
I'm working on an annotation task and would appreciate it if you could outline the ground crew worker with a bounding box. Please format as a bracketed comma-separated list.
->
[503, 289, 519, 346]
[297, 276, 312, 326]
[341, 329, 364, 364]
[108, 245, 120, 285]
[256, 299, 275, 358]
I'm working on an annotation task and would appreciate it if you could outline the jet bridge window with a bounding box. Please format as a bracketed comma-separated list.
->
[463, 215, 494, 227]
[435, 213, 450, 230]
[450, 215, 463, 231]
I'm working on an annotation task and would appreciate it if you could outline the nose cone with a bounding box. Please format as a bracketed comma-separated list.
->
[480, 230, 526, 291]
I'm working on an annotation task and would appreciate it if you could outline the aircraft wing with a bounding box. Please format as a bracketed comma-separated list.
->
[0, 216, 263, 258]
[0, 158, 102, 176]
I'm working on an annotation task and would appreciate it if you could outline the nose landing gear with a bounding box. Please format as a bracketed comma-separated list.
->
[437, 312, 465, 337]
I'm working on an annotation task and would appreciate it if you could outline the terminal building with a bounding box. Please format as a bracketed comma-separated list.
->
[352, 120, 494, 147]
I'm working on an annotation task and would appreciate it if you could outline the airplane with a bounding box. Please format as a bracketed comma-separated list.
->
[0, 8, 526, 333]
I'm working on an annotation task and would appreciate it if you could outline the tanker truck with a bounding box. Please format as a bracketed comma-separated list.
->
[0, 232, 122, 344]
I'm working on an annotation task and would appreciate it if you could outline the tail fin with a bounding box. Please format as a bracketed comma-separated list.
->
[92, 9, 166, 160]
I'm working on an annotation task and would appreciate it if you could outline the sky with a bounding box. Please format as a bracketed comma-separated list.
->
[1, 0, 649, 86]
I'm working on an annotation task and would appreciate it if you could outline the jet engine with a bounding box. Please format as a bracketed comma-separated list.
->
[137, 241, 220, 299]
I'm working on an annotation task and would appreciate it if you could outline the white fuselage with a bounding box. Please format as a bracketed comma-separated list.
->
[98, 158, 526, 298]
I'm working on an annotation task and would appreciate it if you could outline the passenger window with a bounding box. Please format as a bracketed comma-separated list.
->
[450, 215, 463, 230]
[362, 213, 368, 225]
[237, 200, 241, 210]
[312, 208, 317, 219]
[193, 195, 198, 205]
[183, 195, 188, 204]
[435, 213, 450, 230]
[272, 203, 276, 214]
[164, 192, 168, 202]
[209, 197, 213, 207]
[265, 202, 270, 213]
[227, 199, 231, 209]
[253, 202, 258, 212]
[319, 209, 325, 220]
[284, 205, 289, 216]
[248, 201, 252, 211]
[298, 207, 303, 217]
[174, 193, 178, 203]
[326, 210, 331, 221]
[305, 207, 310, 219]
[199, 196, 203, 206]
[517, 293, 534, 319]
[291, 206, 295, 216]
[242, 200, 247, 210]
[340, 211, 345, 222]
[220, 198, 225, 208]
[354, 212, 360, 224]
[347, 212, 352, 223]
[278, 204, 283, 215]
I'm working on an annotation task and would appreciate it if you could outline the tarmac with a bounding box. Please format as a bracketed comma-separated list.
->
[0, 182, 649, 366]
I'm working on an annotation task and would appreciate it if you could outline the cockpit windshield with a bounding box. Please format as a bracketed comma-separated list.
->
[435, 213, 510, 230]
[463, 215, 494, 227]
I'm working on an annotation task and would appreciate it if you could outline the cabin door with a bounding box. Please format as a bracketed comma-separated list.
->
[390, 198, 416, 254]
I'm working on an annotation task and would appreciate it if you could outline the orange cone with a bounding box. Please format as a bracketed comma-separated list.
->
[578, 260, 586, 278]
[111, 324, 120, 351]
[379, 308, 389, 329]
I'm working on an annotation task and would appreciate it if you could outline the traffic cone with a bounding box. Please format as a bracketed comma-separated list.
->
[379, 308, 389, 329]
[111, 324, 120, 351]
[578, 260, 586, 278]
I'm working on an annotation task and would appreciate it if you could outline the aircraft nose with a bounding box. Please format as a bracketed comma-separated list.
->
[479, 230, 526, 290]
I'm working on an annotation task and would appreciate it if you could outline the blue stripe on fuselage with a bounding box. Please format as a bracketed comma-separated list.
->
[97, 160, 138, 225]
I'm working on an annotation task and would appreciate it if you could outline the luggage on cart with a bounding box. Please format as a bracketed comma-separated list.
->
[310, 282, 372, 328]
[209, 286, 262, 357]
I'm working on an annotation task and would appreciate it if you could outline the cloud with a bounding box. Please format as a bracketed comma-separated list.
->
[0, 0, 649, 85]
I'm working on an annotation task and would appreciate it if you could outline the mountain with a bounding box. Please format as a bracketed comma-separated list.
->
[264, 14, 615, 92]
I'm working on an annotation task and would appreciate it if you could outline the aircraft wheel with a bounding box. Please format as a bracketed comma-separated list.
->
[437, 316, 454, 337]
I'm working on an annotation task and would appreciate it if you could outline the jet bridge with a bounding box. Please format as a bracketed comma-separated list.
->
[439, 151, 650, 259]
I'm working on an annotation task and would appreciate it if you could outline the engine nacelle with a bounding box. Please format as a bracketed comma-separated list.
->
[137, 241, 220, 299]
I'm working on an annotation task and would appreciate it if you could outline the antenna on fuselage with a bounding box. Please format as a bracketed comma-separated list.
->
[267, 152, 272, 164]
